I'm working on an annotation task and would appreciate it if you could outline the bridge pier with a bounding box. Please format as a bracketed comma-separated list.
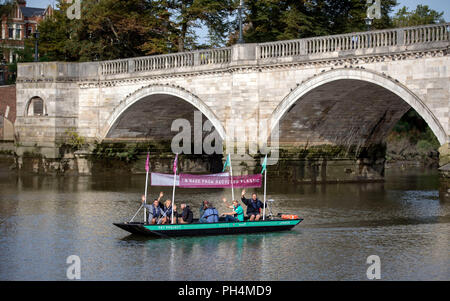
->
[439, 143, 450, 201]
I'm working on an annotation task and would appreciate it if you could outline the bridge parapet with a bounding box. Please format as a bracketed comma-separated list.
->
[258, 22, 450, 60]
[16, 23, 450, 82]
[99, 46, 233, 77]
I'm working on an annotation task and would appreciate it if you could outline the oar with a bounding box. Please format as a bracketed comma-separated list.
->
[129, 204, 144, 223]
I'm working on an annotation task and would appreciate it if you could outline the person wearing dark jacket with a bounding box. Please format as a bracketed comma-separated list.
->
[241, 189, 267, 221]
[173, 203, 193, 224]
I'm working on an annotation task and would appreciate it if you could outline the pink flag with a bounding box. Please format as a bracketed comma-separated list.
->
[173, 154, 178, 174]
[145, 152, 150, 173]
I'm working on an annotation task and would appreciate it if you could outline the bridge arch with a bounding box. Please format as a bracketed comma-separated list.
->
[271, 68, 447, 146]
[99, 84, 226, 142]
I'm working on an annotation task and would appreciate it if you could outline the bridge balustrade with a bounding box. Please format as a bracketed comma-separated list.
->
[258, 22, 449, 59]
[69, 23, 450, 77]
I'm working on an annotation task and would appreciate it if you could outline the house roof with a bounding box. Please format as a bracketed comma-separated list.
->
[20, 7, 46, 18]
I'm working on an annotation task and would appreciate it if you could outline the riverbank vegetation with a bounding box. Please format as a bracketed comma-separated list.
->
[386, 109, 441, 167]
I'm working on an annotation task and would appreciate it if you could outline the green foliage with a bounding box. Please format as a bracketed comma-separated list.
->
[387, 108, 440, 164]
[93, 143, 145, 163]
[391, 109, 440, 148]
[0, 0, 14, 18]
[165, 0, 236, 51]
[2, 40, 36, 84]
[38, 0, 237, 61]
[393, 5, 445, 27]
[62, 128, 86, 151]
[39, 0, 173, 61]
[238, 0, 398, 44]
[35, 0, 446, 61]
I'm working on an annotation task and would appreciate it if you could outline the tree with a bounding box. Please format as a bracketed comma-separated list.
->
[38, 0, 171, 62]
[0, 0, 13, 17]
[163, 0, 235, 51]
[238, 0, 399, 44]
[393, 5, 445, 27]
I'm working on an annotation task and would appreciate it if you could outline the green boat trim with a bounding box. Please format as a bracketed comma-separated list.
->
[143, 219, 301, 231]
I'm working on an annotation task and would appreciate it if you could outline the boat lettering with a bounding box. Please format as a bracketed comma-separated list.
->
[157, 225, 182, 230]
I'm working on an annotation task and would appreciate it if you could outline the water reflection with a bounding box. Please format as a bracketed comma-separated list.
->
[0, 164, 448, 280]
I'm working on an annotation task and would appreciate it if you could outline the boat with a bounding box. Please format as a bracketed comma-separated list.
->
[114, 214, 303, 237]
[114, 153, 303, 238]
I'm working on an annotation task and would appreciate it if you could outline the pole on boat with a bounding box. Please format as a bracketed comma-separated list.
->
[223, 154, 234, 201]
[171, 153, 178, 224]
[130, 204, 143, 223]
[229, 154, 235, 201]
[262, 154, 268, 221]
[144, 152, 150, 224]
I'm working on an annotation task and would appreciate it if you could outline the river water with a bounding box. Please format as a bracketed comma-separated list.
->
[0, 162, 448, 281]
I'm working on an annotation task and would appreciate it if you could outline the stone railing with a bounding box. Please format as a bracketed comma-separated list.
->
[99, 47, 232, 76]
[100, 59, 129, 75]
[98, 23, 449, 76]
[199, 48, 232, 65]
[258, 22, 449, 59]
[16, 23, 450, 80]
[403, 23, 450, 45]
[133, 52, 195, 72]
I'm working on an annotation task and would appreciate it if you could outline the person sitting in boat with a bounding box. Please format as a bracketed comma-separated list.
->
[200, 201, 219, 223]
[221, 197, 244, 223]
[173, 203, 193, 224]
[159, 200, 173, 224]
[199, 200, 208, 223]
[241, 189, 267, 221]
[141, 192, 164, 224]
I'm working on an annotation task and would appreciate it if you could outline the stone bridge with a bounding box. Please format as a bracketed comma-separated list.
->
[13, 23, 450, 181]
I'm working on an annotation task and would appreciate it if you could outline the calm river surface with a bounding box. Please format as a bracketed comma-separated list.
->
[0, 163, 448, 281]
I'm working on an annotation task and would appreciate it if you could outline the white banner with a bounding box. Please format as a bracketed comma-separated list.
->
[151, 173, 180, 186]
[151, 172, 229, 187]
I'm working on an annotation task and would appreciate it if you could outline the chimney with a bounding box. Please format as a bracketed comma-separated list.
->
[18, 1, 27, 8]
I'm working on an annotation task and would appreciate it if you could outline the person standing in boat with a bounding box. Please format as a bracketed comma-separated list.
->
[200, 201, 219, 223]
[141, 192, 164, 224]
[241, 189, 267, 221]
[173, 203, 193, 224]
[160, 200, 173, 224]
[221, 197, 244, 223]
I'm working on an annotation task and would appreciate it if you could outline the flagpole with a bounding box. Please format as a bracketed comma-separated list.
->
[229, 154, 235, 201]
[144, 152, 150, 224]
[171, 154, 178, 224]
[263, 168, 267, 220]
[144, 170, 149, 223]
[263, 154, 267, 221]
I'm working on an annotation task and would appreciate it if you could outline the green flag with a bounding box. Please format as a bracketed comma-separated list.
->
[261, 155, 268, 174]
[222, 154, 230, 172]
